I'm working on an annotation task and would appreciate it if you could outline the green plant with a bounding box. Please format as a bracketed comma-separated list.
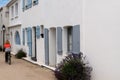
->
[15, 49, 26, 59]
[54, 52, 92, 80]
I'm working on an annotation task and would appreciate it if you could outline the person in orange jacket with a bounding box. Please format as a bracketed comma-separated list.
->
[4, 40, 11, 62]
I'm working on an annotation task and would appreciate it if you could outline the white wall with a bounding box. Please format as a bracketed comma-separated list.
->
[82, 0, 120, 80]
[21, 0, 82, 66]
[22, 0, 82, 27]
[22, 0, 120, 80]
[9, 26, 22, 55]
[8, 0, 22, 26]
[0, 6, 9, 46]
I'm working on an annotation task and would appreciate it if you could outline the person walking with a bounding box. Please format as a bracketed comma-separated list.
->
[4, 40, 11, 63]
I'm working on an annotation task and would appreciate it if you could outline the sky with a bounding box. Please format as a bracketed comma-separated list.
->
[0, 0, 10, 7]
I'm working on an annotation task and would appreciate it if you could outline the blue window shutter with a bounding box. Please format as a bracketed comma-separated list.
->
[44, 28, 49, 65]
[72, 25, 80, 54]
[27, 27, 32, 56]
[36, 25, 40, 39]
[15, 31, 21, 45]
[57, 27, 62, 54]
[22, 0, 25, 11]
[22, 29, 25, 45]
[27, 0, 32, 8]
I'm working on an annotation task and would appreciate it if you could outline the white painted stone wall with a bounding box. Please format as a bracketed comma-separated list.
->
[82, 0, 120, 80]
[0, 6, 9, 46]
[7, 0, 22, 54]
[22, 0, 120, 80]
[8, 0, 22, 26]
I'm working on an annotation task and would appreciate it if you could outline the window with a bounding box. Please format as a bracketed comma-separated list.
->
[15, 31, 21, 45]
[22, 0, 38, 11]
[67, 27, 72, 52]
[40, 25, 44, 38]
[25, 0, 32, 9]
[11, 6, 14, 18]
[15, 3, 18, 16]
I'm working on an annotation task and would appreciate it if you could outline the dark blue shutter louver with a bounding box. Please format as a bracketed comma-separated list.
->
[36, 25, 40, 39]
[57, 27, 62, 55]
[44, 28, 49, 65]
[72, 25, 80, 54]
[22, 29, 25, 45]
[22, 0, 25, 11]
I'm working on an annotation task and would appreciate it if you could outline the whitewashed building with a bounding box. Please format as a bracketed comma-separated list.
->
[3, 0, 120, 80]
[0, 6, 9, 48]
[21, 0, 81, 69]
[6, 0, 22, 54]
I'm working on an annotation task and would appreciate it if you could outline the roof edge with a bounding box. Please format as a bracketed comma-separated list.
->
[6, 0, 16, 7]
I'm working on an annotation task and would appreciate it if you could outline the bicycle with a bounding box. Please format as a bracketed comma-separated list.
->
[7, 51, 11, 65]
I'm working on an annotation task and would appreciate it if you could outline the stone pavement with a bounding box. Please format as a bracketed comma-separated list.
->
[0, 52, 56, 80]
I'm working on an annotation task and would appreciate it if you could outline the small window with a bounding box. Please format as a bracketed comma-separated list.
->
[26, 0, 32, 9]
[67, 27, 72, 52]
[40, 25, 44, 38]
[15, 3, 18, 16]
[15, 31, 21, 45]
[11, 6, 14, 18]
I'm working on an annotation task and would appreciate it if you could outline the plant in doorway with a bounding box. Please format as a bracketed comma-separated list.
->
[54, 52, 92, 80]
[15, 49, 26, 59]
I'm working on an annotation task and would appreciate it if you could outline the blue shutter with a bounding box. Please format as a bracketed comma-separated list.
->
[57, 27, 62, 54]
[27, 0, 32, 8]
[18, 32, 21, 44]
[44, 28, 49, 65]
[36, 25, 40, 39]
[22, 0, 25, 11]
[15, 32, 17, 44]
[72, 25, 80, 54]
[22, 29, 25, 45]
[27, 27, 32, 56]
[15, 31, 21, 45]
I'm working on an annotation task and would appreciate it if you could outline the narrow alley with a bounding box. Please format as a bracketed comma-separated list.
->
[0, 52, 56, 80]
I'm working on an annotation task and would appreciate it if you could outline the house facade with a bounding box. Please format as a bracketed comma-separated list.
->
[21, 0, 120, 80]
[0, 6, 9, 48]
[6, 0, 22, 55]
[0, 0, 119, 80]
[21, 0, 81, 69]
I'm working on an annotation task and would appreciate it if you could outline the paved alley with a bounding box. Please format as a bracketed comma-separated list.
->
[0, 52, 56, 80]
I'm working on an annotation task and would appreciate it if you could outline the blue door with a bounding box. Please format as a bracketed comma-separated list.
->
[27, 27, 32, 56]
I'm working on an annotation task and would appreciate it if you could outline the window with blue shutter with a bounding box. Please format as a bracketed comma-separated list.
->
[26, 0, 32, 9]
[22, 29, 25, 45]
[27, 27, 32, 56]
[44, 28, 49, 65]
[15, 31, 21, 45]
[22, 0, 25, 11]
[67, 27, 72, 53]
[57, 27, 62, 54]
[36, 25, 40, 39]
[72, 25, 80, 54]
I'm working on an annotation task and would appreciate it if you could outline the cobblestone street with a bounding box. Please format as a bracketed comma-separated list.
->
[0, 52, 56, 80]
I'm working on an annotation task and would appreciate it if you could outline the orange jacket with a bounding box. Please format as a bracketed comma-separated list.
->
[4, 44, 11, 48]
